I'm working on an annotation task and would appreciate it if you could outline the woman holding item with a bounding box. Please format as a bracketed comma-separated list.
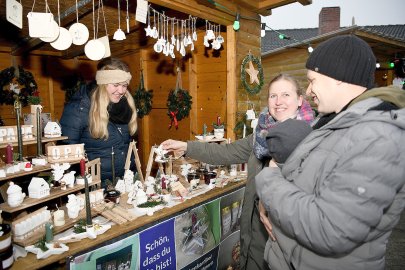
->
[161, 74, 314, 270]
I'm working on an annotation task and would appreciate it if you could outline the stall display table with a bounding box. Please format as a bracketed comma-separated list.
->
[12, 180, 246, 269]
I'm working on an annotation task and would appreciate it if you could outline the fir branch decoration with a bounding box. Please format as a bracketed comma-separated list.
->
[0, 66, 38, 106]
[137, 200, 165, 208]
[27, 90, 42, 105]
[133, 70, 153, 118]
[73, 219, 87, 233]
[35, 236, 49, 252]
[240, 54, 264, 95]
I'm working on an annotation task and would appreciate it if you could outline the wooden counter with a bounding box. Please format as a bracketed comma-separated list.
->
[12, 180, 246, 269]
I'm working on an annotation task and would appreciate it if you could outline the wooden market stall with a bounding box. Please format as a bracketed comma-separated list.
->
[0, 0, 313, 269]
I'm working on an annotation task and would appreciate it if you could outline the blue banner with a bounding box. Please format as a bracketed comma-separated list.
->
[139, 218, 176, 270]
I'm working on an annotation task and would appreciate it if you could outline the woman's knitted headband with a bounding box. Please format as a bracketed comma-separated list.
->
[95, 70, 132, 85]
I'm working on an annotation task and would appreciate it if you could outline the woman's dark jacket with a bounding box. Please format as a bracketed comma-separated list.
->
[60, 85, 132, 185]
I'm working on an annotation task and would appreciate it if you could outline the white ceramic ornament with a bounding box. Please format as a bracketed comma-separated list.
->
[50, 27, 73, 50]
[69, 23, 90, 45]
[85, 39, 106, 61]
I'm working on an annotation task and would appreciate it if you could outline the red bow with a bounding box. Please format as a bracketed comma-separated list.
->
[169, 111, 179, 129]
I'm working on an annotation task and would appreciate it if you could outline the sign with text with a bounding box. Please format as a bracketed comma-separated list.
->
[0, 125, 35, 143]
[46, 144, 85, 163]
[139, 218, 176, 270]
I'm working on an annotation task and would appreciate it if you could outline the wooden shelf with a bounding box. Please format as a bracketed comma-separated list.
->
[0, 179, 100, 213]
[0, 136, 68, 149]
[0, 160, 80, 182]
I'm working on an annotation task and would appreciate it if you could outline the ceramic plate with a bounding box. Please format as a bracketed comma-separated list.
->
[69, 23, 89, 45]
[39, 20, 60, 42]
[50, 27, 72, 50]
[84, 39, 106, 61]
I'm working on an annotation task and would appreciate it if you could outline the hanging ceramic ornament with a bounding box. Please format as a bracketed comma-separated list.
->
[50, 0, 72, 50]
[96, 0, 111, 58]
[40, 19, 60, 43]
[203, 35, 210, 48]
[207, 25, 215, 40]
[85, 0, 105, 60]
[125, 0, 130, 33]
[27, 0, 55, 38]
[85, 39, 105, 60]
[69, 0, 89, 45]
[170, 19, 176, 45]
[151, 10, 158, 39]
[144, 5, 151, 37]
[217, 25, 224, 44]
[113, 0, 126, 40]
[192, 17, 197, 41]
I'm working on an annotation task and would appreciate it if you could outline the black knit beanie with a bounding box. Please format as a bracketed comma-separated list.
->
[306, 35, 376, 89]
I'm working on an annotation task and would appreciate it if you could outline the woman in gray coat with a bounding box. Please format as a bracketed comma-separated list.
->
[161, 74, 314, 270]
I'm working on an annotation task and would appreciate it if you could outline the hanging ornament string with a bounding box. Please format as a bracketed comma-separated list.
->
[167, 67, 192, 129]
[133, 59, 153, 118]
[240, 52, 264, 95]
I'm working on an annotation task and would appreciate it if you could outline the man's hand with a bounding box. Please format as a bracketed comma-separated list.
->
[160, 139, 187, 158]
[259, 200, 276, 241]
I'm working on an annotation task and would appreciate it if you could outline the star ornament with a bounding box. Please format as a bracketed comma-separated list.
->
[245, 61, 260, 85]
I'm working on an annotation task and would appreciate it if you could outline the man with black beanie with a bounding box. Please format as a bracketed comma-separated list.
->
[256, 35, 405, 270]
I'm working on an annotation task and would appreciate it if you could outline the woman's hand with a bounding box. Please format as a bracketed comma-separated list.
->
[161, 139, 187, 158]
[259, 200, 276, 241]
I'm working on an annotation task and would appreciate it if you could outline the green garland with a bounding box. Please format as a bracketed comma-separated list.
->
[0, 66, 38, 106]
[167, 88, 192, 129]
[133, 70, 153, 118]
[240, 54, 264, 95]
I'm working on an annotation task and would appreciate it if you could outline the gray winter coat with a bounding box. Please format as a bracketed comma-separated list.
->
[186, 137, 269, 270]
[256, 87, 405, 270]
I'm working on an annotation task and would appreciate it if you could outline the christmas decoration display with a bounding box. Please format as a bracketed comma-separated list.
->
[240, 53, 264, 95]
[133, 70, 153, 118]
[0, 66, 38, 106]
[167, 68, 192, 129]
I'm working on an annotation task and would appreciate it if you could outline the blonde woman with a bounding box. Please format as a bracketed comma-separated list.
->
[60, 58, 137, 187]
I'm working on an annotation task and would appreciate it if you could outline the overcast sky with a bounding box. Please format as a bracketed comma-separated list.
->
[262, 0, 405, 29]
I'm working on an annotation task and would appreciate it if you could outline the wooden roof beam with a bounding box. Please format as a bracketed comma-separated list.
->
[258, 0, 312, 15]
[149, 0, 235, 25]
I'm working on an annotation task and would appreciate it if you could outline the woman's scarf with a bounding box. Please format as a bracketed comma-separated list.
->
[253, 99, 314, 160]
[108, 96, 133, 124]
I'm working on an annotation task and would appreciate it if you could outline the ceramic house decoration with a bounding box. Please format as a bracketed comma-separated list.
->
[44, 122, 62, 138]
[28, 177, 50, 199]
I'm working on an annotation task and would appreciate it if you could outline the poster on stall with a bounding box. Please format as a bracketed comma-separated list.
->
[68, 187, 245, 270]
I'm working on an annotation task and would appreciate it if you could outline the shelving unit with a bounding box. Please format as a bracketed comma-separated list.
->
[0, 179, 101, 213]
[0, 136, 68, 148]
[0, 160, 79, 182]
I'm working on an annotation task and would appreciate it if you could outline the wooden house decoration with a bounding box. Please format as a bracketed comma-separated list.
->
[28, 177, 50, 199]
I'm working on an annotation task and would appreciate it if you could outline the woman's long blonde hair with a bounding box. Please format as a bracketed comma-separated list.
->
[89, 58, 137, 139]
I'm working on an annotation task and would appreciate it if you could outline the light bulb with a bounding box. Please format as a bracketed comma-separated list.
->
[307, 46, 313, 53]
[233, 20, 240, 31]
[260, 23, 266, 37]
[233, 13, 240, 31]
[376, 62, 381, 68]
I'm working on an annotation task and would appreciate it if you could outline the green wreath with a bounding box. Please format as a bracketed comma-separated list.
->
[167, 88, 192, 129]
[133, 70, 153, 118]
[0, 66, 38, 106]
[240, 54, 264, 95]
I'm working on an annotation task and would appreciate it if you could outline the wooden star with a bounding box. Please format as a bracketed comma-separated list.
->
[245, 61, 260, 85]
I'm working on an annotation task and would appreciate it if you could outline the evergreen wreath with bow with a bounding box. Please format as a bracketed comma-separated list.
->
[240, 53, 264, 95]
[0, 66, 38, 106]
[133, 70, 153, 118]
[167, 67, 192, 129]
